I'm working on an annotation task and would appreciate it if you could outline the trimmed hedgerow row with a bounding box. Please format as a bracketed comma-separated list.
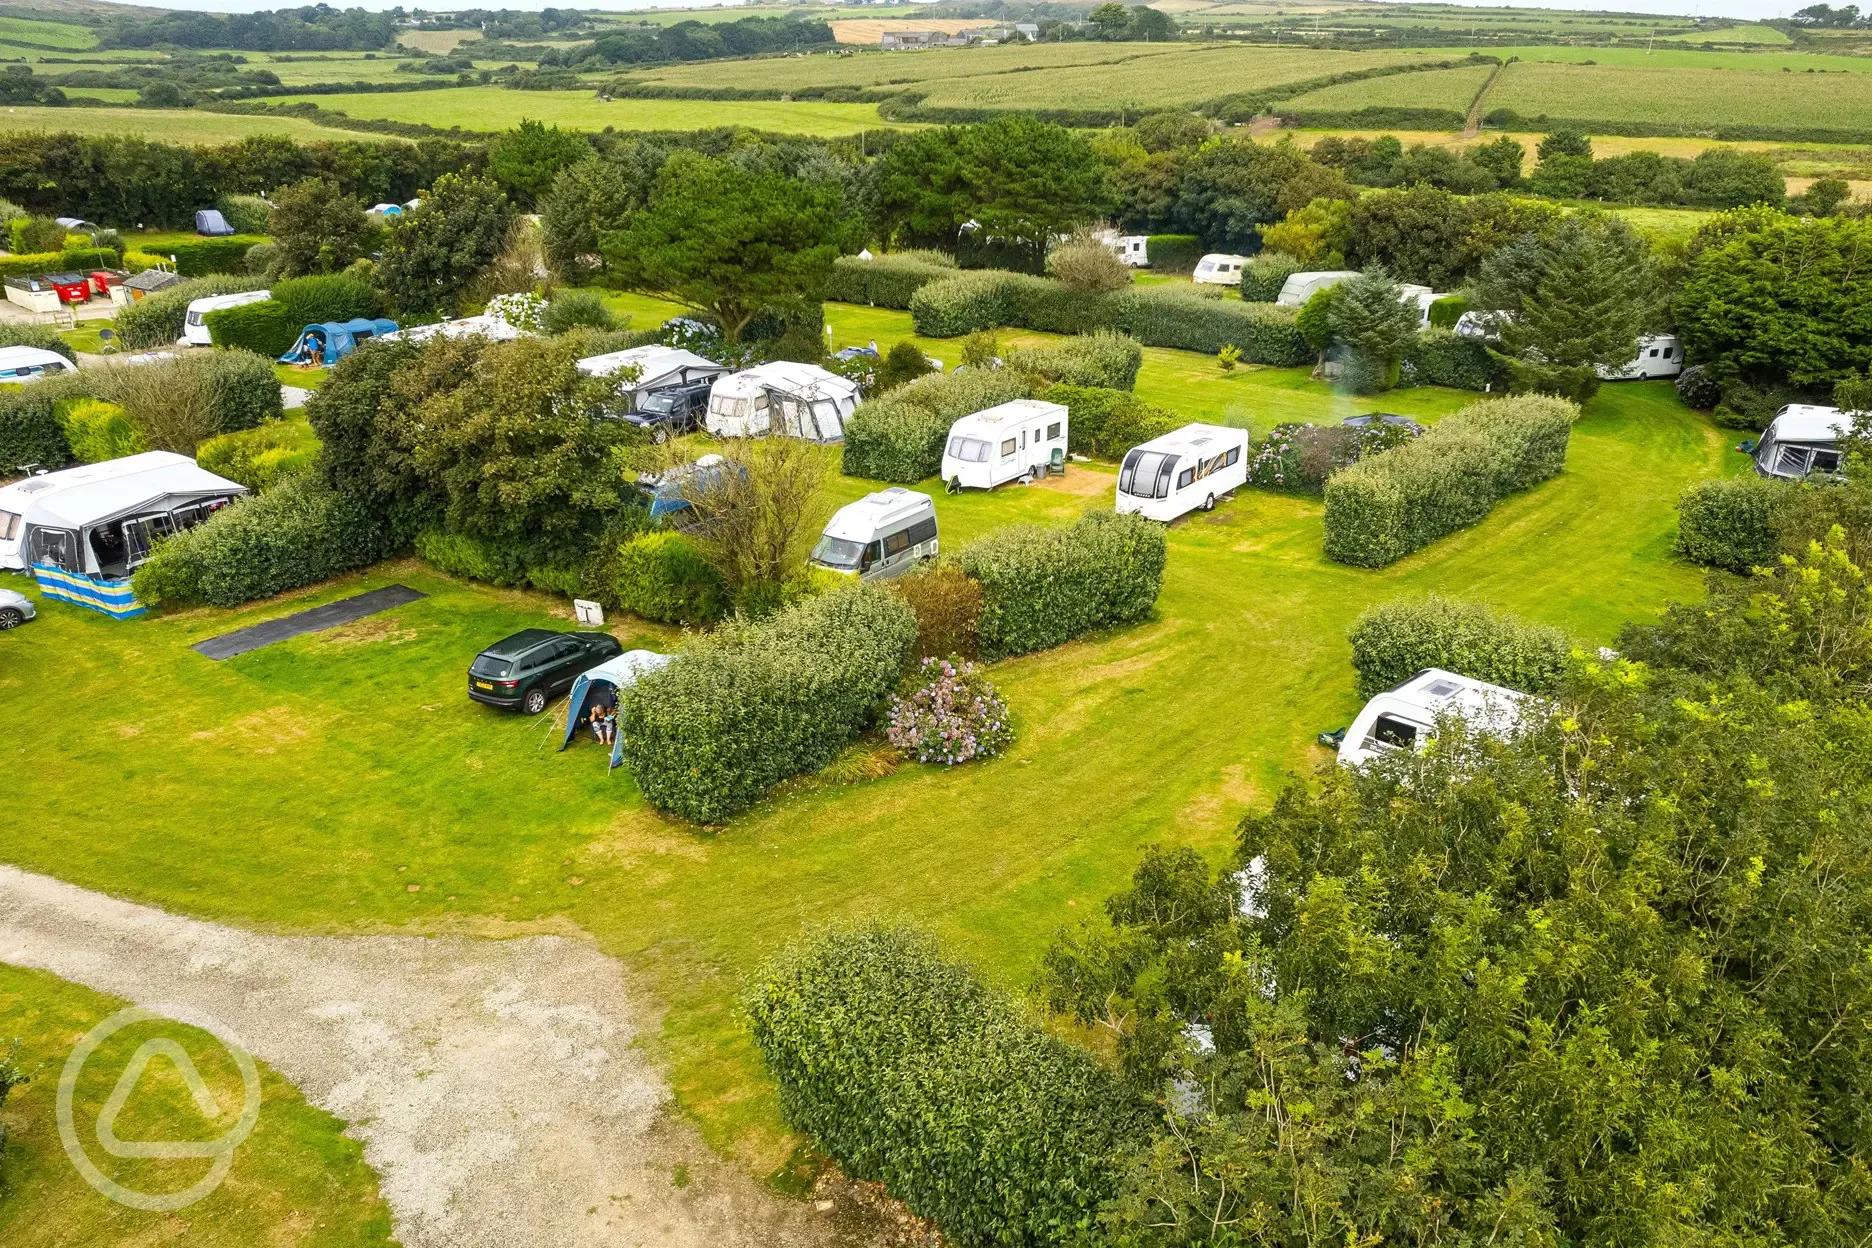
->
[1403, 328, 1504, 391]
[842, 366, 1030, 484]
[1348, 595, 1571, 699]
[1145, 234, 1202, 274]
[908, 273, 1308, 364]
[204, 275, 379, 358]
[957, 511, 1166, 660]
[823, 251, 957, 309]
[116, 274, 269, 350]
[745, 922, 1147, 1248]
[1323, 394, 1577, 568]
[1675, 474, 1789, 573]
[620, 584, 917, 823]
[1005, 331, 1141, 391]
[1039, 383, 1180, 459]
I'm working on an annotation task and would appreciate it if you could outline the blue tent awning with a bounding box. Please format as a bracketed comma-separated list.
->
[278, 318, 399, 366]
[559, 650, 675, 770]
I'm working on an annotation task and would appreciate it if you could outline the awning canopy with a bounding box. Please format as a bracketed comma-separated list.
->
[559, 650, 675, 770]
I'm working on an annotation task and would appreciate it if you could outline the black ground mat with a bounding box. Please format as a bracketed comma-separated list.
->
[192, 584, 427, 661]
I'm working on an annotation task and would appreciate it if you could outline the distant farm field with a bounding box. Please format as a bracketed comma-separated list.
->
[0, 105, 398, 144]
[1413, 43, 1872, 72]
[1486, 59, 1872, 131]
[271, 86, 906, 135]
[0, 14, 98, 49]
[829, 18, 979, 45]
[1283, 62, 1494, 113]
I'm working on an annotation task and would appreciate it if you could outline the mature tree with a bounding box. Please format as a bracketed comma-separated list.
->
[1468, 134, 1525, 187]
[487, 120, 592, 210]
[267, 176, 371, 278]
[1107, 144, 1187, 234]
[1682, 147, 1785, 209]
[672, 433, 828, 614]
[1259, 196, 1352, 267]
[1046, 226, 1133, 293]
[1131, 111, 1209, 153]
[1537, 126, 1593, 161]
[374, 173, 514, 317]
[1393, 142, 1498, 194]
[1088, 1, 1131, 37]
[1349, 186, 1558, 289]
[604, 150, 851, 344]
[1174, 137, 1349, 253]
[1129, 4, 1176, 39]
[1479, 213, 1652, 403]
[306, 335, 444, 541]
[1328, 270, 1421, 393]
[1796, 176, 1853, 217]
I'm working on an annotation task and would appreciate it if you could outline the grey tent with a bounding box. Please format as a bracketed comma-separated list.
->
[194, 209, 234, 237]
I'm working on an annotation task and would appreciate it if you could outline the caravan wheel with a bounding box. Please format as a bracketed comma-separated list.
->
[1203, 493, 1216, 512]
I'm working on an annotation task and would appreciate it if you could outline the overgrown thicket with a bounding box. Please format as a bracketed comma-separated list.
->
[957, 511, 1166, 659]
[1348, 594, 1571, 697]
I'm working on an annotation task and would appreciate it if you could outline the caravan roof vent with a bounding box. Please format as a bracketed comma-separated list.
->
[1424, 679, 1462, 697]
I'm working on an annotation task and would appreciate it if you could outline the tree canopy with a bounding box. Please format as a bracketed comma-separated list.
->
[374, 173, 513, 318]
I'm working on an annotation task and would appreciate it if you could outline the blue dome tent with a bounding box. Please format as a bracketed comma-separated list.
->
[559, 650, 674, 770]
[278, 318, 399, 367]
[194, 209, 234, 237]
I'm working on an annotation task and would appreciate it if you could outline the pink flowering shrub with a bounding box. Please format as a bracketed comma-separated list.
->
[885, 657, 1013, 766]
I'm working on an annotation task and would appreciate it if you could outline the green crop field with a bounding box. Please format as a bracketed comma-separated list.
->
[0, 13, 98, 49]
[0, 104, 398, 144]
[619, 38, 1199, 93]
[1414, 43, 1872, 71]
[1659, 23, 1792, 44]
[0, 964, 395, 1246]
[1282, 61, 1495, 113]
[1485, 59, 1872, 131]
[271, 86, 907, 135]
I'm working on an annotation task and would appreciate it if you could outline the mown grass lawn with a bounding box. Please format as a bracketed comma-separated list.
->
[0, 353, 1730, 1185]
[0, 964, 393, 1246]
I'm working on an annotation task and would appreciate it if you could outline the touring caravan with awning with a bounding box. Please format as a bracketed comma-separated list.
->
[1753, 404, 1856, 481]
[705, 362, 859, 442]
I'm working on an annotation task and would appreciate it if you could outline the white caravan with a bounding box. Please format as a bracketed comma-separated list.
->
[1106, 234, 1150, 267]
[1754, 404, 1856, 480]
[181, 290, 270, 347]
[941, 399, 1068, 492]
[808, 487, 938, 582]
[1598, 334, 1684, 381]
[1337, 668, 1528, 769]
[0, 346, 77, 383]
[1192, 254, 1249, 286]
[705, 362, 860, 442]
[380, 314, 527, 345]
[1275, 270, 1361, 307]
[0, 451, 245, 575]
[1114, 423, 1249, 523]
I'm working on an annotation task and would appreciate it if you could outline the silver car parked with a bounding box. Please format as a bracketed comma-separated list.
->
[0, 587, 35, 629]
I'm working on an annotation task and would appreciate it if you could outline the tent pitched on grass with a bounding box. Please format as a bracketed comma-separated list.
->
[278, 318, 399, 367]
[559, 650, 675, 770]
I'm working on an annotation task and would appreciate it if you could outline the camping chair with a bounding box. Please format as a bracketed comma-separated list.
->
[1049, 447, 1065, 476]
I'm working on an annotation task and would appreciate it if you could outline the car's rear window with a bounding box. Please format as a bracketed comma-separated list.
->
[470, 654, 513, 678]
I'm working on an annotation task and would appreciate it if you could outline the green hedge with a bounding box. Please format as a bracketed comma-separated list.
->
[1676, 474, 1789, 573]
[132, 473, 396, 609]
[1428, 294, 1468, 329]
[1404, 329, 1504, 391]
[115, 275, 269, 350]
[745, 922, 1146, 1248]
[0, 247, 117, 279]
[1039, 383, 1181, 459]
[1004, 332, 1141, 391]
[1240, 253, 1300, 303]
[204, 276, 378, 356]
[195, 419, 319, 491]
[1145, 234, 1203, 273]
[620, 584, 918, 823]
[205, 299, 298, 356]
[0, 373, 91, 470]
[1348, 595, 1571, 699]
[1114, 288, 1308, 362]
[957, 511, 1166, 660]
[842, 366, 1030, 484]
[142, 234, 270, 277]
[58, 398, 142, 464]
[0, 323, 76, 363]
[202, 349, 284, 433]
[824, 252, 958, 309]
[613, 530, 728, 625]
[1323, 395, 1577, 568]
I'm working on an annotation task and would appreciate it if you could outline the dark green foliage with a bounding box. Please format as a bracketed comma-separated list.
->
[156, 235, 270, 277]
[114, 275, 269, 350]
[1404, 328, 1504, 391]
[267, 176, 371, 278]
[0, 323, 76, 363]
[823, 252, 957, 309]
[842, 366, 1030, 483]
[0, 246, 120, 279]
[1144, 234, 1202, 273]
[12, 216, 67, 253]
[1675, 474, 1791, 572]
[1326, 271, 1420, 394]
[1116, 288, 1307, 361]
[1040, 383, 1180, 458]
[1323, 394, 1577, 567]
[1347, 186, 1562, 289]
[200, 348, 284, 433]
[541, 290, 617, 335]
[541, 157, 635, 282]
[375, 173, 514, 317]
[487, 120, 592, 210]
[1005, 332, 1142, 391]
[876, 340, 935, 392]
[957, 511, 1166, 659]
[132, 473, 394, 609]
[58, 398, 142, 464]
[619, 585, 918, 823]
[305, 336, 432, 542]
[216, 193, 272, 236]
[1171, 136, 1348, 254]
[276, 274, 376, 326]
[1237, 252, 1299, 303]
[745, 923, 1147, 1248]
[0, 373, 88, 471]
[1348, 594, 1571, 697]
[1676, 364, 1723, 410]
[1427, 294, 1467, 329]
[892, 564, 984, 660]
[204, 298, 298, 356]
[612, 529, 727, 624]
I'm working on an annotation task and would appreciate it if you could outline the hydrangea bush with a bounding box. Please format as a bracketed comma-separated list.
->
[886, 657, 1013, 766]
[485, 291, 546, 332]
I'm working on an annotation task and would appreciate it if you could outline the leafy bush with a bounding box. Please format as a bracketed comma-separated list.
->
[0, 246, 119, 279]
[244, 241, 279, 277]
[0, 373, 87, 470]
[909, 269, 1094, 338]
[1145, 234, 1203, 273]
[275, 274, 376, 327]
[958, 511, 1166, 660]
[620, 585, 918, 823]
[57, 398, 143, 464]
[745, 923, 1145, 1248]
[825, 252, 959, 309]
[0, 323, 75, 363]
[1676, 474, 1790, 573]
[148, 234, 269, 277]
[892, 564, 984, 660]
[1428, 294, 1468, 329]
[204, 298, 298, 356]
[1239, 252, 1299, 303]
[542, 290, 617, 335]
[1039, 383, 1180, 459]
[876, 340, 935, 392]
[613, 529, 728, 625]
[414, 527, 532, 585]
[1005, 332, 1141, 391]
[194, 419, 319, 491]
[201, 349, 284, 433]
[842, 366, 1030, 483]
[1323, 395, 1577, 568]
[1045, 235, 1131, 294]
[114, 275, 269, 350]
[1676, 364, 1722, 411]
[1247, 419, 1420, 493]
[133, 473, 395, 609]
[1403, 329, 1504, 391]
[1347, 594, 1571, 698]
[86, 348, 281, 452]
[11, 215, 67, 254]
[886, 656, 1013, 765]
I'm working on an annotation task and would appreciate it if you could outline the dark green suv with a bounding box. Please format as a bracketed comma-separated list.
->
[468, 629, 623, 715]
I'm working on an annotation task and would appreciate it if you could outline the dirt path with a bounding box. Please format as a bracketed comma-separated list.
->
[0, 865, 848, 1248]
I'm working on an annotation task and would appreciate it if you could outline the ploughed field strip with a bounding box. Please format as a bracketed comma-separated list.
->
[193, 584, 427, 660]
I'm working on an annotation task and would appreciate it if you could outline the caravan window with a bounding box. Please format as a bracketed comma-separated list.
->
[999, 438, 1017, 457]
[1662, 346, 1675, 359]
[947, 437, 989, 463]
[1367, 714, 1421, 752]
[905, 517, 937, 546]
[1176, 467, 1194, 490]
[1047, 421, 1061, 440]
[1812, 448, 1843, 474]
[1120, 450, 1177, 499]
[0, 510, 18, 542]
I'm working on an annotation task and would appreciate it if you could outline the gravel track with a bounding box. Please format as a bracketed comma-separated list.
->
[0, 865, 844, 1248]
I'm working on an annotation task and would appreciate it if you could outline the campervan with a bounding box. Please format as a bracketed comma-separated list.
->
[1598, 334, 1684, 381]
[1106, 234, 1150, 267]
[705, 362, 859, 442]
[941, 399, 1068, 492]
[1754, 404, 1856, 481]
[181, 290, 270, 347]
[0, 346, 77, 383]
[1114, 423, 1249, 523]
[809, 487, 938, 582]
[1337, 668, 1528, 769]
[0, 451, 244, 578]
[1192, 254, 1249, 286]
[1276, 270, 1361, 308]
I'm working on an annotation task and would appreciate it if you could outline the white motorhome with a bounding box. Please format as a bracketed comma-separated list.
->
[941, 399, 1068, 492]
[808, 487, 938, 582]
[1114, 423, 1249, 523]
[1754, 404, 1856, 480]
[181, 290, 270, 347]
[705, 362, 860, 442]
[0, 451, 244, 577]
[0, 346, 77, 384]
[1598, 334, 1684, 381]
[1276, 270, 1362, 307]
[1337, 668, 1528, 769]
[1192, 254, 1249, 286]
